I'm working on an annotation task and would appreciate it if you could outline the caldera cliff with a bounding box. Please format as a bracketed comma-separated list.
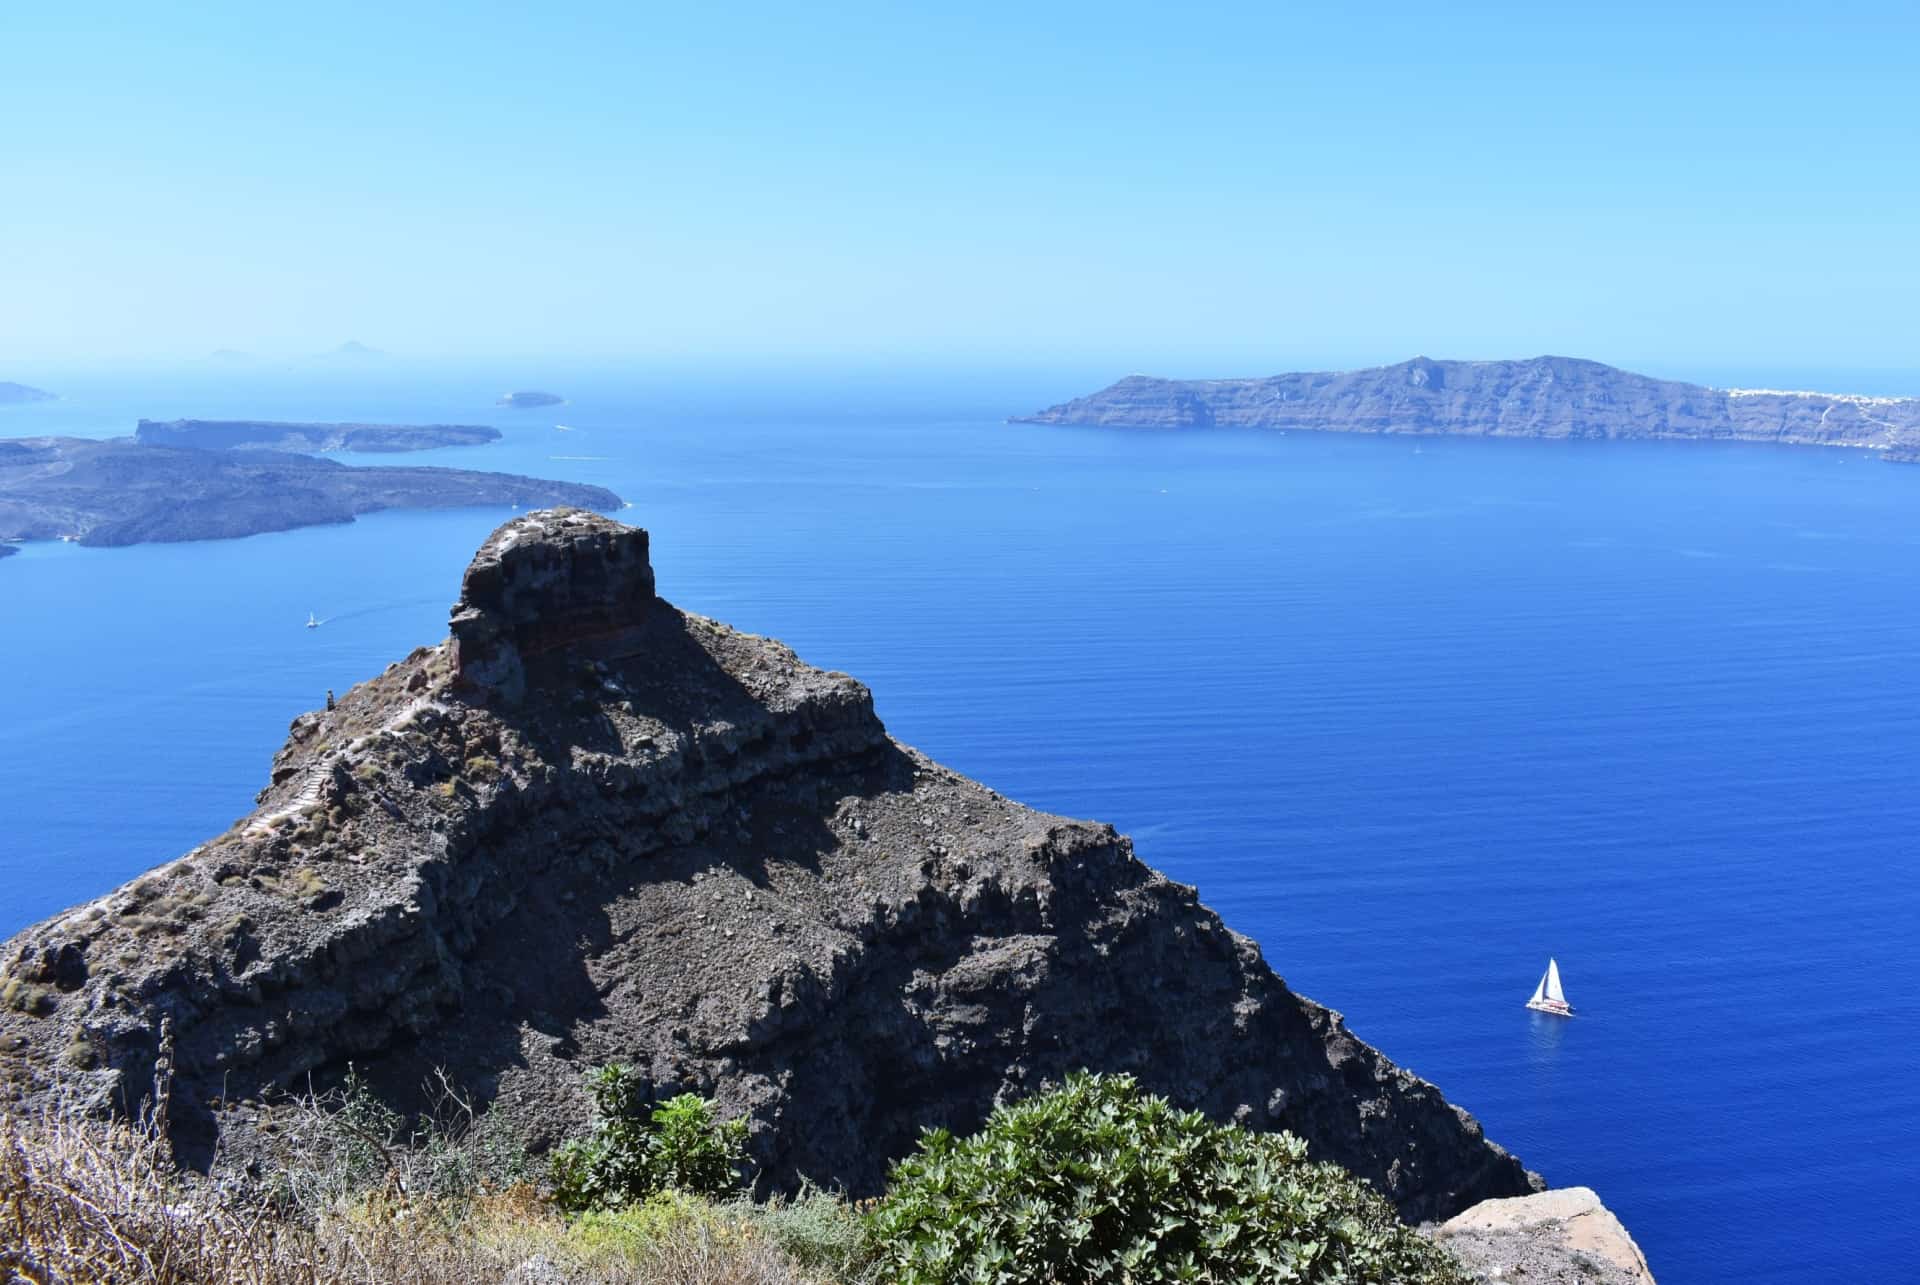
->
[1020, 355, 1920, 456]
[0, 509, 1537, 1223]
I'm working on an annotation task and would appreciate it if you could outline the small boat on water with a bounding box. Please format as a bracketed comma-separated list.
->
[306, 612, 321, 629]
[1525, 957, 1573, 1016]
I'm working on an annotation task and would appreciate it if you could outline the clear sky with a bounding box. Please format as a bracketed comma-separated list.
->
[3, 2, 1916, 377]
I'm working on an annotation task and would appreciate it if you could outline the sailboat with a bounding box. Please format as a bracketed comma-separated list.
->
[306, 612, 321, 629]
[1525, 958, 1573, 1016]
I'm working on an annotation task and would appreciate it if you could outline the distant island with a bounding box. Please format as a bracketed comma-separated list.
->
[135, 418, 501, 453]
[498, 389, 564, 408]
[325, 340, 385, 359]
[0, 436, 620, 550]
[1018, 356, 1920, 458]
[0, 382, 55, 405]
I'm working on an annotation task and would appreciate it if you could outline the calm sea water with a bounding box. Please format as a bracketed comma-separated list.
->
[4, 368, 1918, 1283]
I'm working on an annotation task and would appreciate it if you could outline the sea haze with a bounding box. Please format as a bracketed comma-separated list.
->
[3, 369, 1917, 1284]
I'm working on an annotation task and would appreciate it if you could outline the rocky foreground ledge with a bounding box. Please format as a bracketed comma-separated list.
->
[3, 508, 1539, 1224]
[1436, 1187, 1657, 1284]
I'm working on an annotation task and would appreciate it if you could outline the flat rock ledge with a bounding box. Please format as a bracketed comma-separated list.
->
[1433, 1187, 1656, 1284]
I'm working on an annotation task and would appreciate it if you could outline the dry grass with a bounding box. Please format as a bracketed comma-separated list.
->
[0, 1105, 837, 1285]
[1, 1103, 299, 1284]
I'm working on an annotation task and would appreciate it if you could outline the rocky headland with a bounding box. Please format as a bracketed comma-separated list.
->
[0, 437, 619, 549]
[135, 419, 502, 454]
[499, 390, 565, 408]
[1020, 356, 1920, 457]
[0, 382, 55, 405]
[0, 508, 1542, 1227]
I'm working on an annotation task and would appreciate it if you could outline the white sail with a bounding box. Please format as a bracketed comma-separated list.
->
[1528, 968, 1548, 1005]
[1544, 958, 1566, 1005]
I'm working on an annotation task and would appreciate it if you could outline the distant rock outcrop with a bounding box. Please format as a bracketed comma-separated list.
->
[0, 438, 620, 549]
[135, 419, 502, 454]
[0, 509, 1537, 1223]
[0, 383, 54, 406]
[498, 390, 564, 408]
[1019, 356, 1920, 457]
[1435, 1187, 1657, 1284]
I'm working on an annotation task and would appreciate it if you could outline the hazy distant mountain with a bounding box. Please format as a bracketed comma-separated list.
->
[497, 389, 565, 408]
[320, 340, 386, 360]
[1019, 356, 1920, 457]
[0, 382, 54, 405]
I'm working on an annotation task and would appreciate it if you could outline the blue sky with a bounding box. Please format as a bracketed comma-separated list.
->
[3, 2, 1916, 377]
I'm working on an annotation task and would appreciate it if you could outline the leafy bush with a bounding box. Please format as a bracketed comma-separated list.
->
[550, 1066, 748, 1212]
[865, 1071, 1468, 1285]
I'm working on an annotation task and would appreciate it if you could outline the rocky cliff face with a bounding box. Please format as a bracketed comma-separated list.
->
[1019, 356, 1920, 455]
[0, 509, 1538, 1222]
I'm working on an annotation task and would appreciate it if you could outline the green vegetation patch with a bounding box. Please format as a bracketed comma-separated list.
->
[549, 1065, 749, 1213]
[866, 1070, 1468, 1285]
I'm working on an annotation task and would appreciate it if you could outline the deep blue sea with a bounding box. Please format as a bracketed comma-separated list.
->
[4, 366, 1918, 1283]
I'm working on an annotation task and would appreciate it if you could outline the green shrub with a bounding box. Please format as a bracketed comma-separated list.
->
[865, 1070, 1468, 1285]
[567, 1188, 721, 1259]
[724, 1183, 878, 1281]
[549, 1066, 747, 1212]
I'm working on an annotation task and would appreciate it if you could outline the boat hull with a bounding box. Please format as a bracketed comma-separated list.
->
[1525, 999, 1573, 1017]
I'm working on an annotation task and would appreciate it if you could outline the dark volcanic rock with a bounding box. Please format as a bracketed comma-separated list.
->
[0, 382, 54, 405]
[498, 390, 565, 408]
[0, 437, 621, 549]
[450, 515, 656, 703]
[1020, 356, 1920, 456]
[135, 419, 502, 454]
[0, 509, 1538, 1222]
